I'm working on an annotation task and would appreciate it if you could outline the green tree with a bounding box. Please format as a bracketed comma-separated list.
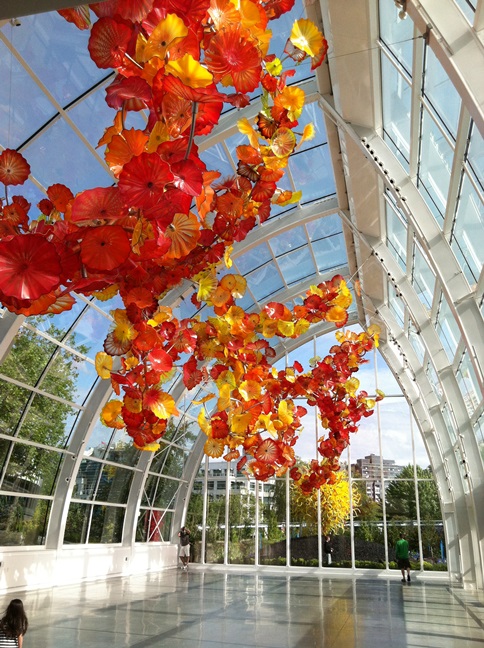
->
[0, 319, 87, 544]
[385, 465, 441, 521]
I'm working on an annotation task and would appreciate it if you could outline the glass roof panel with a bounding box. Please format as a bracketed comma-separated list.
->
[23, 118, 112, 192]
[234, 244, 272, 274]
[30, 305, 87, 339]
[380, 51, 411, 169]
[423, 47, 461, 138]
[0, 36, 56, 149]
[453, 0, 476, 23]
[451, 171, 483, 285]
[306, 213, 342, 240]
[11, 12, 106, 107]
[245, 262, 285, 302]
[270, 225, 307, 255]
[311, 232, 347, 273]
[65, 307, 113, 361]
[467, 122, 483, 192]
[289, 144, 336, 203]
[386, 201, 407, 270]
[276, 247, 316, 285]
[418, 107, 454, 221]
[67, 81, 117, 150]
[378, 3, 413, 74]
[297, 103, 329, 151]
[199, 144, 234, 179]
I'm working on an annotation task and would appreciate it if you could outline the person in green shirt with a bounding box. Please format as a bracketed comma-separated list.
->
[395, 533, 411, 582]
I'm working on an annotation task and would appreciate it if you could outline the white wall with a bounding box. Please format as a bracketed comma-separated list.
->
[0, 543, 178, 593]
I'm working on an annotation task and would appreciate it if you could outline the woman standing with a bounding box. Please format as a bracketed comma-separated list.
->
[0, 599, 28, 648]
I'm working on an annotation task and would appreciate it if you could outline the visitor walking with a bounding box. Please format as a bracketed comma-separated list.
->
[395, 532, 411, 582]
[324, 535, 333, 565]
[178, 526, 191, 571]
[0, 599, 28, 648]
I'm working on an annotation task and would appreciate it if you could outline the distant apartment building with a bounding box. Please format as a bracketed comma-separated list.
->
[193, 461, 275, 504]
[354, 454, 405, 501]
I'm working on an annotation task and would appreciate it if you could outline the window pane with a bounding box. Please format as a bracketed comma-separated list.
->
[381, 53, 411, 168]
[408, 319, 425, 363]
[412, 244, 435, 309]
[64, 502, 90, 543]
[260, 477, 287, 566]
[143, 476, 181, 509]
[0, 381, 33, 437]
[0, 327, 58, 387]
[418, 108, 454, 221]
[95, 464, 134, 504]
[103, 431, 141, 466]
[379, 1, 413, 74]
[386, 201, 407, 270]
[453, 0, 475, 23]
[388, 283, 405, 327]
[423, 47, 461, 138]
[467, 122, 483, 193]
[246, 262, 285, 302]
[426, 360, 443, 398]
[435, 295, 460, 361]
[88, 505, 124, 543]
[1, 442, 62, 496]
[136, 509, 173, 542]
[16, 394, 78, 447]
[73, 459, 102, 500]
[0, 494, 51, 546]
[456, 351, 480, 416]
[451, 172, 484, 286]
[276, 247, 317, 285]
[228, 490, 256, 565]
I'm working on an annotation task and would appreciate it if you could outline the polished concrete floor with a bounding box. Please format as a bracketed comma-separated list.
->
[3, 568, 484, 647]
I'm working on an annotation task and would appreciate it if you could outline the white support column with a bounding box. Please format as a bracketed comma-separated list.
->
[0, 311, 24, 363]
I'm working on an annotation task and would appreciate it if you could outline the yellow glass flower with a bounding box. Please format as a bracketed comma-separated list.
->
[300, 123, 316, 145]
[277, 320, 295, 337]
[92, 284, 119, 301]
[275, 86, 305, 121]
[271, 127, 296, 158]
[204, 438, 225, 458]
[289, 19, 325, 57]
[112, 309, 136, 344]
[95, 351, 113, 379]
[239, 380, 262, 402]
[198, 408, 210, 434]
[217, 383, 232, 410]
[143, 14, 188, 61]
[257, 414, 278, 438]
[230, 411, 252, 434]
[266, 57, 282, 76]
[148, 391, 179, 419]
[237, 117, 260, 149]
[100, 400, 124, 429]
[166, 54, 213, 88]
[197, 269, 218, 302]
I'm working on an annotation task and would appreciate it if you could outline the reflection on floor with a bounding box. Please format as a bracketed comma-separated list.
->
[3, 568, 484, 647]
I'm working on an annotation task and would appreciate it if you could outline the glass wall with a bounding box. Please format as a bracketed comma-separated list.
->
[186, 334, 448, 573]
